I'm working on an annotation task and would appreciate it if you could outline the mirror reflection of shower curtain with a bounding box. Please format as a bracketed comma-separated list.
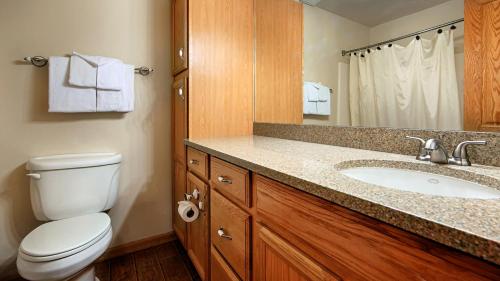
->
[349, 30, 462, 130]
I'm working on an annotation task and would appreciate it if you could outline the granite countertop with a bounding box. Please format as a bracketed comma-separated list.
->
[185, 136, 500, 265]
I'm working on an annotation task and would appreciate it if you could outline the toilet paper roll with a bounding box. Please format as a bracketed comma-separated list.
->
[177, 201, 199, 223]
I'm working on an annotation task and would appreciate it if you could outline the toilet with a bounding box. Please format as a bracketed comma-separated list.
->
[17, 153, 122, 281]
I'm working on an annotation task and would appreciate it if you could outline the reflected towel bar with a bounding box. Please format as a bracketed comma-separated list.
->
[23, 56, 154, 76]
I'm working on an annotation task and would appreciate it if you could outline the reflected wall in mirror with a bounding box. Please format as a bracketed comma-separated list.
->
[254, 0, 500, 132]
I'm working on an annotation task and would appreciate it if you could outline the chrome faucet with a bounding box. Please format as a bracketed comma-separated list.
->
[424, 139, 449, 164]
[407, 136, 487, 166]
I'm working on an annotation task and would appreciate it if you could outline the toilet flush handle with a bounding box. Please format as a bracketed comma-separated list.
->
[26, 173, 41, 180]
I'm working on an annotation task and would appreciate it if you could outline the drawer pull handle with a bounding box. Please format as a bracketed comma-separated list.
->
[217, 176, 232, 184]
[217, 227, 232, 240]
[189, 159, 199, 165]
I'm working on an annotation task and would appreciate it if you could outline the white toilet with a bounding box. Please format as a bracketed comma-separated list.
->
[17, 153, 122, 281]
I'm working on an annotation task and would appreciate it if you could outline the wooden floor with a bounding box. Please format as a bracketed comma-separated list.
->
[16, 240, 200, 281]
[95, 240, 200, 281]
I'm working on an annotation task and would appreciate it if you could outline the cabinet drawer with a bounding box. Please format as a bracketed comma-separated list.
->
[211, 190, 250, 281]
[210, 157, 250, 207]
[211, 246, 240, 281]
[187, 147, 209, 180]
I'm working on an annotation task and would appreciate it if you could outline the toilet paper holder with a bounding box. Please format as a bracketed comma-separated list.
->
[184, 189, 200, 200]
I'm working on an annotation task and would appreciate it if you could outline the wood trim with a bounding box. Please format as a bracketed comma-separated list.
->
[97, 232, 177, 262]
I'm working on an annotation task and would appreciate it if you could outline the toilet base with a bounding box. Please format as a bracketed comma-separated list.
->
[67, 266, 96, 281]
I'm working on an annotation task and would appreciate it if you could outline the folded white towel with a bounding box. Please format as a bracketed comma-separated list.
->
[316, 84, 331, 116]
[69, 52, 124, 91]
[303, 83, 317, 114]
[317, 84, 330, 102]
[97, 64, 135, 112]
[304, 82, 319, 102]
[49, 56, 97, 113]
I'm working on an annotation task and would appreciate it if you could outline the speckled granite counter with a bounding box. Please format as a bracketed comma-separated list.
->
[185, 136, 500, 265]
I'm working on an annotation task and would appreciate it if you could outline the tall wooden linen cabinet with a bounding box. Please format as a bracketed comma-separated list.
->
[171, 0, 254, 280]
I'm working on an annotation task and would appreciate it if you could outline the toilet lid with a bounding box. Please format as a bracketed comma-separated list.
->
[20, 213, 111, 260]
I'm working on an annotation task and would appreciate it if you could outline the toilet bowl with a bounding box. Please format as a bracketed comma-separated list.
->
[17, 213, 112, 281]
[18, 153, 121, 281]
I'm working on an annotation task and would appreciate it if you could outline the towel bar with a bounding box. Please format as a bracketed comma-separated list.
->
[23, 56, 154, 76]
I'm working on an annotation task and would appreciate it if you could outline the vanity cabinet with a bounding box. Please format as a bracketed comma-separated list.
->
[254, 175, 500, 281]
[189, 148, 500, 281]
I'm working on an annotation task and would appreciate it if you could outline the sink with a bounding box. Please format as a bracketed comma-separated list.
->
[340, 167, 500, 199]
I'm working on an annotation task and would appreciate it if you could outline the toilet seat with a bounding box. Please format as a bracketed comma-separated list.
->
[19, 213, 111, 262]
[17, 213, 112, 281]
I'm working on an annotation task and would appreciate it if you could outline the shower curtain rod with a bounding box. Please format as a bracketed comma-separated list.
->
[341, 18, 464, 56]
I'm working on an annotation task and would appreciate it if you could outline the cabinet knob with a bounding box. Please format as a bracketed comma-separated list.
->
[189, 159, 199, 165]
[178, 88, 185, 100]
[217, 227, 232, 240]
[217, 176, 232, 184]
[178, 48, 184, 59]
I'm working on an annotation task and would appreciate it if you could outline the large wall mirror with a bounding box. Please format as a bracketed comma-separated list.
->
[254, 0, 500, 132]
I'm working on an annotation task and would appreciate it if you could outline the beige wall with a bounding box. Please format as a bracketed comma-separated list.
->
[303, 5, 369, 125]
[0, 0, 172, 279]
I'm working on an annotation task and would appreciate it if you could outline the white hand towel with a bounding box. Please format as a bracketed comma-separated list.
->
[97, 64, 135, 112]
[304, 82, 319, 102]
[49, 56, 97, 113]
[69, 52, 124, 91]
[303, 83, 317, 114]
[316, 84, 331, 116]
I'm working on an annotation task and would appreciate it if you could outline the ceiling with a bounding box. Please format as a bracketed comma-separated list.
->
[311, 0, 452, 26]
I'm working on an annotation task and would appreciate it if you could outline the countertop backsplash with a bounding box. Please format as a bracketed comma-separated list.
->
[254, 123, 500, 167]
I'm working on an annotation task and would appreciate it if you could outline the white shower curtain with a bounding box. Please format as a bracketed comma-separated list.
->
[349, 30, 462, 130]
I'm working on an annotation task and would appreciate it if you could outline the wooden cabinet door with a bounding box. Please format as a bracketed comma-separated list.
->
[172, 0, 188, 75]
[464, 0, 500, 131]
[187, 172, 209, 281]
[255, 0, 303, 125]
[173, 70, 188, 164]
[173, 161, 187, 248]
[172, 71, 188, 247]
[211, 246, 240, 281]
[255, 224, 339, 281]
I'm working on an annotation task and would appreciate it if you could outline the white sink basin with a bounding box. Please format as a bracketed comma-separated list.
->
[340, 167, 500, 199]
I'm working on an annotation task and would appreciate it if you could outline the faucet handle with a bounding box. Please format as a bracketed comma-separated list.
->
[405, 136, 430, 161]
[451, 140, 487, 166]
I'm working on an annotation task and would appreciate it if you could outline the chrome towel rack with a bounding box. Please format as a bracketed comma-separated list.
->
[23, 56, 154, 76]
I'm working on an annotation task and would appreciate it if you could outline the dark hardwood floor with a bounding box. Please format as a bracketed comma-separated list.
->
[16, 240, 200, 281]
[95, 240, 201, 281]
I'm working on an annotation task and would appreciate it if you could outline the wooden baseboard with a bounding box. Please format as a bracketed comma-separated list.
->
[98, 231, 177, 262]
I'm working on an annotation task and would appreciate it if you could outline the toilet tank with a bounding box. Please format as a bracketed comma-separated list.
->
[26, 153, 122, 221]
